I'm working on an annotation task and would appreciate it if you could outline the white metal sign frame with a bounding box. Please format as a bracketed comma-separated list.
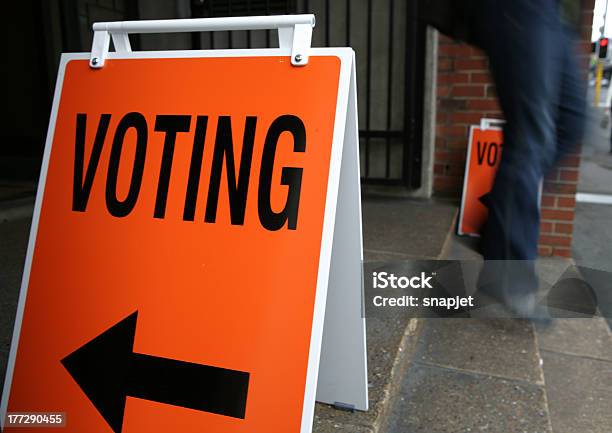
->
[1, 15, 368, 433]
[457, 119, 504, 237]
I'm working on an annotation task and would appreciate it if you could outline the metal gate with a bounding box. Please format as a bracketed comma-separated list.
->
[192, 0, 426, 188]
[59, 0, 426, 188]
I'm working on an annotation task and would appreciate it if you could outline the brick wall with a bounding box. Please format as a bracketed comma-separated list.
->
[433, 0, 594, 258]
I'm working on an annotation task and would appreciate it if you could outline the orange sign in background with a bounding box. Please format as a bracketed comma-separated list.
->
[3, 55, 343, 433]
[458, 126, 504, 236]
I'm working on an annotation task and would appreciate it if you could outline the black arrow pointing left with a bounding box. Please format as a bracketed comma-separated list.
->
[61, 311, 249, 433]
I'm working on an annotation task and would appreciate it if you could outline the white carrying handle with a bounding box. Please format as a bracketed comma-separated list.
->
[90, 14, 315, 68]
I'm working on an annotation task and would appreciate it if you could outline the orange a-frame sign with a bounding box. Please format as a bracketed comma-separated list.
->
[1, 16, 367, 433]
[457, 120, 504, 236]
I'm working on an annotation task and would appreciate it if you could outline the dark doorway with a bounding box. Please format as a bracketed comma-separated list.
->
[302, 0, 426, 188]
[0, 2, 52, 182]
[2, 0, 425, 190]
[192, 0, 427, 189]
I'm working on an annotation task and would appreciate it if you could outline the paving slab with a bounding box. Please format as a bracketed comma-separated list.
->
[313, 313, 420, 432]
[0, 196, 459, 432]
[364, 250, 423, 262]
[0, 183, 36, 202]
[386, 363, 551, 433]
[541, 351, 612, 433]
[312, 197, 457, 431]
[313, 417, 374, 433]
[571, 202, 612, 329]
[416, 318, 544, 384]
[0, 218, 30, 303]
[0, 218, 31, 396]
[362, 196, 456, 259]
[536, 318, 612, 361]
[443, 235, 481, 261]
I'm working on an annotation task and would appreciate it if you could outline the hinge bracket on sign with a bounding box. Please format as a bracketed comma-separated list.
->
[278, 23, 313, 66]
[89, 15, 315, 69]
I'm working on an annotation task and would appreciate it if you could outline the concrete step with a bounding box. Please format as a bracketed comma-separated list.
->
[383, 232, 553, 433]
[313, 196, 458, 432]
[383, 229, 612, 433]
[0, 194, 459, 433]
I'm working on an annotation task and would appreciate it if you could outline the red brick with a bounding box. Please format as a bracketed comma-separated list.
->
[438, 72, 470, 84]
[438, 58, 453, 72]
[543, 182, 577, 194]
[466, 99, 501, 111]
[557, 196, 576, 208]
[538, 246, 553, 256]
[560, 169, 579, 182]
[539, 235, 572, 247]
[540, 194, 556, 208]
[545, 169, 559, 182]
[557, 154, 581, 167]
[455, 58, 488, 70]
[435, 151, 449, 161]
[438, 44, 473, 57]
[448, 150, 467, 161]
[450, 112, 484, 124]
[447, 137, 470, 150]
[439, 98, 467, 111]
[577, 41, 592, 55]
[555, 222, 574, 234]
[580, 14, 593, 26]
[437, 85, 451, 97]
[434, 176, 462, 196]
[437, 112, 448, 123]
[584, 0, 595, 9]
[446, 163, 466, 176]
[452, 85, 486, 98]
[437, 125, 467, 137]
[552, 248, 572, 258]
[438, 34, 455, 44]
[470, 47, 486, 57]
[540, 222, 553, 234]
[471, 72, 492, 83]
[541, 209, 575, 221]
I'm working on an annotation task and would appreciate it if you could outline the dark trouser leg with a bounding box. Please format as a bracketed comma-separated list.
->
[472, 0, 565, 304]
[552, 28, 586, 168]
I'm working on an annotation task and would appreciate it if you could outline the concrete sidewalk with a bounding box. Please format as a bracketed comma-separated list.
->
[383, 230, 612, 433]
[0, 194, 459, 433]
[1, 191, 610, 433]
[381, 103, 612, 433]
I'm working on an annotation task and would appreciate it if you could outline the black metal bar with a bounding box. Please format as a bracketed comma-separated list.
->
[209, 0, 215, 48]
[247, 0, 251, 48]
[360, 130, 403, 139]
[346, 0, 350, 46]
[304, 0, 310, 13]
[402, 1, 415, 186]
[191, 0, 204, 49]
[265, 0, 270, 48]
[365, 0, 373, 178]
[360, 177, 405, 186]
[385, 0, 394, 178]
[325, 0, 330, 46]
[401, 0, 425, 188]
[58, 0, 81, 51]
[228, 0, 233, 48]
[125, 0, 141, 50]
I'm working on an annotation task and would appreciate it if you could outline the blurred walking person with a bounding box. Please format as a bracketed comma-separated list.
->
[422, 0, 586, 318]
